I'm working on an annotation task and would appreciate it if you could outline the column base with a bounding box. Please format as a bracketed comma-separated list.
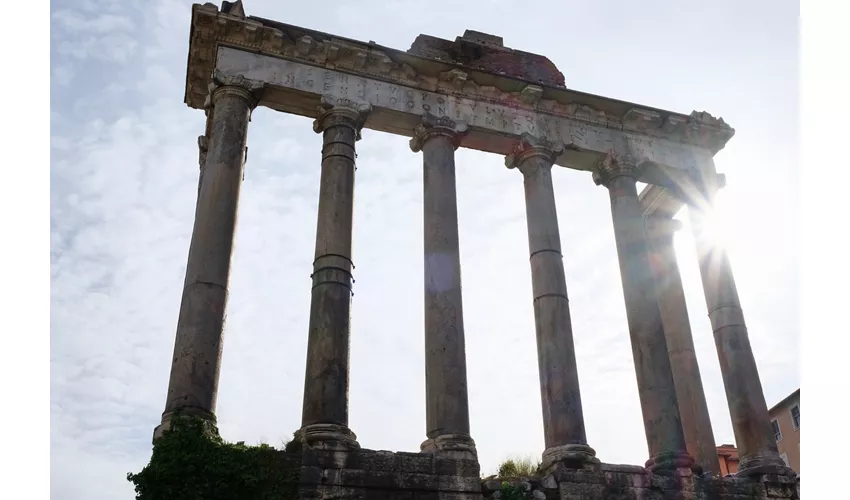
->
[420, 433, 477, 460]
[645, 451, 695, 476]
[153, 407, 218, 443]
[301, 423, 360, 451]
[737, 452, 797, 478]
[540, 444, 600, 474]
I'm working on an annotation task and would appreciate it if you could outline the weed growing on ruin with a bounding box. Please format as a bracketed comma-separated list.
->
[497, 456, 540, 479]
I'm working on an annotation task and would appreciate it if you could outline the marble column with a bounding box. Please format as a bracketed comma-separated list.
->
[505, 133, 597, 470]
[410, 113, 476, 459]
[156, 71, 262, 439]
[300, 95, 371, 450]
[645, 215, 720, 475]
[685, 176, 793, 477]
[592, 152, 694, 474]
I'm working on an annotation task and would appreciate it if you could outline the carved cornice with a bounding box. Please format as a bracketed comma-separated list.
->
[312, 94, 372, 139]
[185, 2, 735, 153]
[505, 132, 564, 172]
[592, 150, 642, 187]
[409, 113, 468, 152]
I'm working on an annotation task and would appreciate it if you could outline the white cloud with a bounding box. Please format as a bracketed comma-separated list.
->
[50, 0, 799, 497]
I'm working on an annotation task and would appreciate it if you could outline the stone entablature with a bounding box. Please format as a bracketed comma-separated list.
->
[186, 2, 734, 182]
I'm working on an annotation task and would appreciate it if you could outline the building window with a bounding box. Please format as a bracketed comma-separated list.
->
[790, 405, 800, 429]
[780, 452, 790, 467]
[771, 419, 782, 442]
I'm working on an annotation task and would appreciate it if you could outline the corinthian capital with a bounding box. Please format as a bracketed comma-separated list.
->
[592, 150, 642, 187]
[504, 132, 564, 173]
[312, 94, 372, 140]
[204, 69, 265, 109]
[409, 113, 468, 152]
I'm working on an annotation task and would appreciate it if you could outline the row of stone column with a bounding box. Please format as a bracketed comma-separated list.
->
[155, 71, 791, 478]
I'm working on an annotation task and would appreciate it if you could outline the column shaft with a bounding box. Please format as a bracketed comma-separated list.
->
[157, 74, 259, 437]
[646, 217, 720, 475]
[300, 96, 370, 450]
[411, 114, 476, 458]
[594, 154, 693, 473]
[507, 135, 596, 469]
[689, 196, 790, 476]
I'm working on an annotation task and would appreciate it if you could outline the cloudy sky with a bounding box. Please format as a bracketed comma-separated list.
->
[50, 0, 798, 498]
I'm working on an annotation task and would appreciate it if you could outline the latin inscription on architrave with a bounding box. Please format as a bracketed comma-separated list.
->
[216, 46, 708, 173]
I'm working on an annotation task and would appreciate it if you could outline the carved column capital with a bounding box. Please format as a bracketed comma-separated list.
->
[505, 132, 564, 174]
[204, 69, 265, 110]
[312, 94, 372, 140]
[592, 150, 642, 187]
[409, 113, 468, 152]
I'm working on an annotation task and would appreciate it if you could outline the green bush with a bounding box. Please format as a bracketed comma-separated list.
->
[497, 456, 540, 479]
[127, 416, 300, 500]
[499, 481, 532, 500]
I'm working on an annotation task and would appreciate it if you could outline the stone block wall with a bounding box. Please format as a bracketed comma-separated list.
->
[297, 448, 799, 500]
[299, 447, 482, 500]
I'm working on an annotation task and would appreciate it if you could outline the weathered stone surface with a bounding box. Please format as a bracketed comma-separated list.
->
[187, 4, 734, 158]
[593, 153, 693, 473]
[687, 171, 793, 478]
[408, 30, 566, 88]
[507, 134, 595, 469]
[215, 46, 718, 181]
[300, 97, 371, 451]
[157, 71, 257, 436]
[413, 115, 477, 460]
[645, 215, 720, 475]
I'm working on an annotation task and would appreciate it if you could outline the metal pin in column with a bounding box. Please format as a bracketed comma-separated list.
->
[300, 95, 371, 451]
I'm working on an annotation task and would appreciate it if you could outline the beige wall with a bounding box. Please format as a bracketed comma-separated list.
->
[769, 391, 800, 473]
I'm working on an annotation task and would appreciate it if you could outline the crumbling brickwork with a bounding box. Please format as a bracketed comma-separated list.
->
[408, 31, 566, 88]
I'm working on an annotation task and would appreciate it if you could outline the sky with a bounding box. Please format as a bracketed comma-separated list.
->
[49, 1, 799, 498]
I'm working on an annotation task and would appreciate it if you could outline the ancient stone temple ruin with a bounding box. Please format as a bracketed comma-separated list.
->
[155, 2, 800, 498]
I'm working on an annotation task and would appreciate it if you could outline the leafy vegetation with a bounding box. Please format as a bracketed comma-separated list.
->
[127, 415, 300, 500]
[498, 481, 533, 500]
[497, 456, 540, 479]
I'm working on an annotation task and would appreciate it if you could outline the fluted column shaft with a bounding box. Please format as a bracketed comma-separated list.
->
[646, 216, 720, 475]
[506, 134, 597, 469]
[593, 153, 693, 474]
[410, 114, 476, 459]
[686, 179, 792, 477]
[157, 72, 261, 438]
[300, 96, 371, 450]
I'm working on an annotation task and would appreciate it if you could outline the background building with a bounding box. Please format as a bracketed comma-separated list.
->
[716, 444, 739, 476]
[768, 388, 800, 473]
